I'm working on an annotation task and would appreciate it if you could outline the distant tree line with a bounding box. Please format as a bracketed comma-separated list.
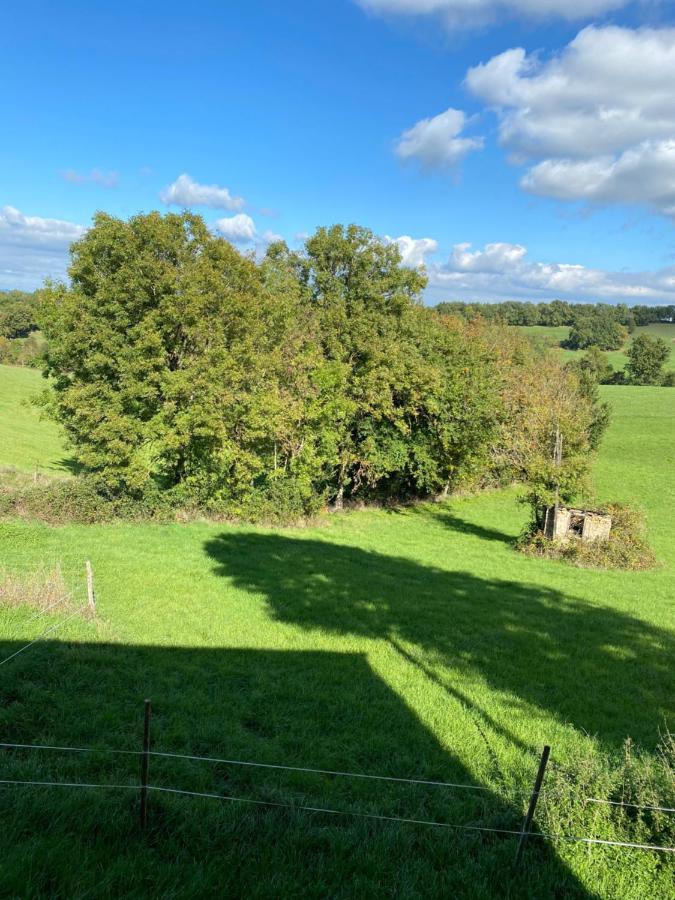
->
[37, 212, 607, 521]
[435, 298, 674, 328]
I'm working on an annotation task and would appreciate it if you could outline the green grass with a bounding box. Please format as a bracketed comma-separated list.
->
[519, 322, 675, 372]
[0, 364, 74, 474]
[0, 387, 673, 897]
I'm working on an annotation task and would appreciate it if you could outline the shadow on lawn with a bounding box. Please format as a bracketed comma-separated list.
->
[0, 641, 593, 897]
[205, 532, 674, 751]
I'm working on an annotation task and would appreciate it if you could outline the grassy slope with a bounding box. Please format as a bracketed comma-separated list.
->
[0, 388, 673, 897]
[0, 364, 73, 474]
[520, 322, 675, 372]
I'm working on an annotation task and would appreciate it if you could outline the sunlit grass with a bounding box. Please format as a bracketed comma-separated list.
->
[0, 386, 672, 897]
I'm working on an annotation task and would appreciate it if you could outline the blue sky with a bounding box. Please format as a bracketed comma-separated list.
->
[2, 0, 675, 303]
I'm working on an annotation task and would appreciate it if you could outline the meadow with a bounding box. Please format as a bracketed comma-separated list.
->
[0, 365, 673, 897]
[518, 322, 675, 372]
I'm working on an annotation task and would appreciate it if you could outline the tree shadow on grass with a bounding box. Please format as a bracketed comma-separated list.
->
[0, 640, 593, 898]
[383, 502, 518, 545]
[204, 532, 674, 752]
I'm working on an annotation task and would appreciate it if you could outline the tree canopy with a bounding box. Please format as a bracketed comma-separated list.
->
[626, 334, 671, 385]
[39, 212, 604, 520]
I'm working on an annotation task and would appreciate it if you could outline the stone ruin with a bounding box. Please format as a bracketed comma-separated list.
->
[543, 506, 612, 543]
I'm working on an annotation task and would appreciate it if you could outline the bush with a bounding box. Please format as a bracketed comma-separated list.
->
[0, 475, 176, 525]
[518, 503, 657, 570]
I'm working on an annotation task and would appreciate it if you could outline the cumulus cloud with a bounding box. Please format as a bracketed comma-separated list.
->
[160, 173, 244, 211]
[61, 168, 119, 188]
[427, 240, 675, 305]
[357, 0, 632, 30]
[395, 108, 483, 170]
[465, 26, 675, 217]
[385, 234, 438, 266]
[214, 213, 257, 243]
[0, 205, 86, 290]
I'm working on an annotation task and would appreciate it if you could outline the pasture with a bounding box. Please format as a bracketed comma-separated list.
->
[0, 367, 673, 897]
[519, 322, 675, 372]
[0, 364, 73, 475]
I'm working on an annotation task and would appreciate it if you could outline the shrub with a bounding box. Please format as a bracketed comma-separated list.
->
[0, 475, 176, 525]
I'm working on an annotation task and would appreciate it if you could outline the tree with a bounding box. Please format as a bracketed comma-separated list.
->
[39, 212, 602, 520]
[566, 310, 626, 351]
[568, 346, 614, 385]
[286, 224, 499, 505]
[626, 334, 671, 385]
[40, 211, 298, 498]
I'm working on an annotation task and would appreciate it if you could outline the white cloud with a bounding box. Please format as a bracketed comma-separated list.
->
[465, 26, 675, 217]
[395, 108, 483, 170]
[427, 240, 675, 305]
[385, 234, 438, 266]
[261, 228, 284, 245]
[160, 173, 244, 211]
[0, 205, 86, 290]
[357, 0, 632, 30]
[214, 214, 257, 243]
[61, 168, 119, 188]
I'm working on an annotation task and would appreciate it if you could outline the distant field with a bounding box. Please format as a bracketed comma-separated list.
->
[0, 364, 73, 474]
[519, 322, 675, 372]
[0, 384, 673, 897]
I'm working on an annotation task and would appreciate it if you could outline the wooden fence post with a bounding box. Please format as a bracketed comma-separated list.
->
[85, 561, 96, 614]
[515, 745, 550, 866]
[140, 699, 152, 829]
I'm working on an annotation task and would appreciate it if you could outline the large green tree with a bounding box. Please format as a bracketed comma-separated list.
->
[40, 211, 307, 499]
[285, 225, 499, 505]
[626, 334, 671, 385]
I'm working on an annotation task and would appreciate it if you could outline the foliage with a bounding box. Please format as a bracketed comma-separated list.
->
[481, 327, 602, 525]
[0, 290, 40, 339]
[38, 215, 520, 515]
[626, 333, 671, 385]
[565, 310, 627, 351]
[435, 297, 674, 330]
[567, 345, 614, 385]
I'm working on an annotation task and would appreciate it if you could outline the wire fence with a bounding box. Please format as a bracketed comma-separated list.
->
[1, 732, 673, 860]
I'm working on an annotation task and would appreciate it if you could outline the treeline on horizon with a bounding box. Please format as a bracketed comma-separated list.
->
[435, 298, 675, 329]
[27, 211, 606, 522]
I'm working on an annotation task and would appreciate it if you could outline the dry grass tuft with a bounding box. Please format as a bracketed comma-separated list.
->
[0, 565, 74, 614]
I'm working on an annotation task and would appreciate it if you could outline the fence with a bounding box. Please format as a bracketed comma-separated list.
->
[1, 700, 673, 866]
[1, 575, 674, 871]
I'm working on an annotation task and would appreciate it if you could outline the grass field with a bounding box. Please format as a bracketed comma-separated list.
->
[0, 364, 73, 475]
[0, 369, 673, 897]
[519, 322, 675, 372]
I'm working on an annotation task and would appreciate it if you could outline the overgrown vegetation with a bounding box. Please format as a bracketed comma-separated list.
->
[518, 503, 658, 570]
[0, 564, 73, 612]
[35, 212, 605, 523]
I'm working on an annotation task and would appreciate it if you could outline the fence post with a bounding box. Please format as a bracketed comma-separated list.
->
[140, 699, 151, 829]
[85, 561, 96, 614]
[515, 745, 550, 867]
